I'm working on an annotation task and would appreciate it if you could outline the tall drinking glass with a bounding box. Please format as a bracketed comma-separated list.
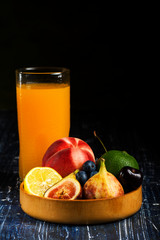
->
[16, 67, 70, 181]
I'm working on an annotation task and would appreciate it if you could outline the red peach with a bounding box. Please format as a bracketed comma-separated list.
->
[42, 137, 95, 177]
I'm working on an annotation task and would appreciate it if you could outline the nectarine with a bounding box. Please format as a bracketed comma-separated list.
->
[42, 137, 95, 177]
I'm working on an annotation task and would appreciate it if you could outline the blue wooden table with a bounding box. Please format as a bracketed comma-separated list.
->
[0, 111, 160, 239]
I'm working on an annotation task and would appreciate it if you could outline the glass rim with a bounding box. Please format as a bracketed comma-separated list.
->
[16, 67, 70, 75]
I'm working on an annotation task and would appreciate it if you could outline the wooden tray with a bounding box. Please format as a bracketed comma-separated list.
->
[20, 182, 142, 225]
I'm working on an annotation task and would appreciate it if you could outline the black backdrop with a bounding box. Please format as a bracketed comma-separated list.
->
[0, 2, 159, 152]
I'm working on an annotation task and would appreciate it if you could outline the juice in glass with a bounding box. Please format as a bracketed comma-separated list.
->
[16, 68, 70, 180]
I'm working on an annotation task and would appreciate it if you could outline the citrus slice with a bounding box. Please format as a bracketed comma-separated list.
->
[24, 167, 62, 197]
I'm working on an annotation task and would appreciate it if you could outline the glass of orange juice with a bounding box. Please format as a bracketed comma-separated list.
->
[16, 67, 70, 181]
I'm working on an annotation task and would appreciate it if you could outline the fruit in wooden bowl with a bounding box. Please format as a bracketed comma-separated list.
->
[42, 137, 95, 177]
[19, 133, 143, 224]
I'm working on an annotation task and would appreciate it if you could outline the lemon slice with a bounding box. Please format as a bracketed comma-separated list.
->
[24, 167, 62, 197]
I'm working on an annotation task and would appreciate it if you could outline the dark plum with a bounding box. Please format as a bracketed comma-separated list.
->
[82, 160, 96, 173]
[76, 171, 88, 186]
[89, 171, 98, 178]
[117, 166, 143, 193]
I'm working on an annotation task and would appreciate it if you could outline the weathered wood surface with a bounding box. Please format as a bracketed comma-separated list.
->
[0, 111, 160, 239]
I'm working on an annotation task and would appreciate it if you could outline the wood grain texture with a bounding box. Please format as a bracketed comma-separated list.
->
[0, 111, 160, 239]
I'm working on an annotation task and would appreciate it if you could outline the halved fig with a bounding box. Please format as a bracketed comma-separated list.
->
[44, 177, 82, 200]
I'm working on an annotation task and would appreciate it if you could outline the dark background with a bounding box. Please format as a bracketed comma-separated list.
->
[0, 2, 159, 152]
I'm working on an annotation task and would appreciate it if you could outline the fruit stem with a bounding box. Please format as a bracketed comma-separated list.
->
[99, 158, 107, 174]
[94, 131, 107, 152]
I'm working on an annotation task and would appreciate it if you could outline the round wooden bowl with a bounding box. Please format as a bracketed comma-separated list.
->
[20, 182, 142, 225]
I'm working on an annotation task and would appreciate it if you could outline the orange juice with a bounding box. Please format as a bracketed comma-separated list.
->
[16, 83, 70, 180]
